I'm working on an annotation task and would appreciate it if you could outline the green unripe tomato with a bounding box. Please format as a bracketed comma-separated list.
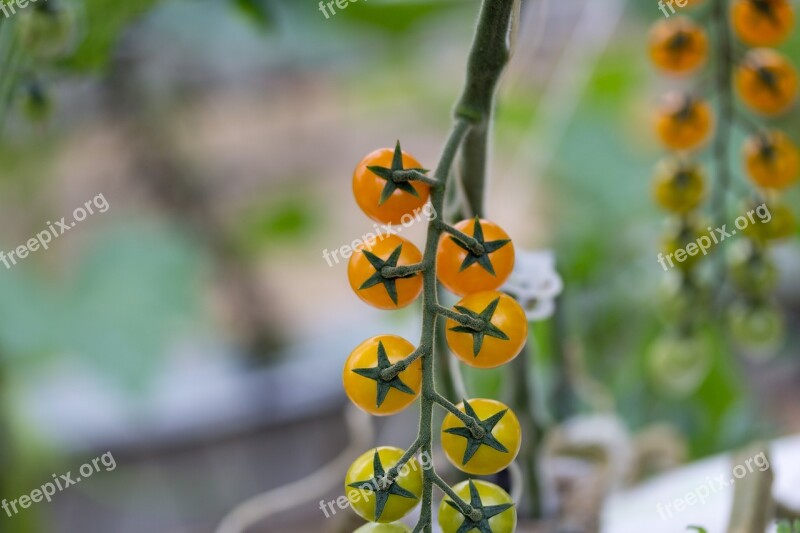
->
[647, 331, 712, 397]
[728, 300, 785, 361]
[438, 480, 516, 533]
[728, 241, 777, 296]
[354, 522, 412, 532]
[18, 1, 79, 59]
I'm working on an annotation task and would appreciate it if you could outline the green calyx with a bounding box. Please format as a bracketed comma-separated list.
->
[352, 341, 415, 408]
[449, 298, 510, 356]
[444, 480, 514, 533]
[348, 450, 418, 521]
[367, 141, 428, 206]
[444, 400, 509, 465]
[359, 245, 408, 305]
[451, 218, 510, 274]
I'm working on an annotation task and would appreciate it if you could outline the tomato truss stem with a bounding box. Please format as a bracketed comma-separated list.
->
[432, 304, 487, 332]
[393, 169, 441, 188]
[437, 221, 486, 255]
[380, 263, 427, 279]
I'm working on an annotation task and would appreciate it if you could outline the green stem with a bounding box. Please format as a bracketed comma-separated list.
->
[454, 0, 515, 217]
[712, 0, 733, 290]
[393, 170, 441, 188]
[510, 342, 543, 518]
[437, 221, 485, 254]
[433, 304, 486, 331]
[380, 1, 516, 530]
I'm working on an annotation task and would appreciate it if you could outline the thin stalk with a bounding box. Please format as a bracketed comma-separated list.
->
[510, 342, 543, 518]
[437, 221, 485, 254]
[712, 0, 733, 290]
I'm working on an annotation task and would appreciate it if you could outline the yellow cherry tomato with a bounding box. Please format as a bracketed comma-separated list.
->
[743, 130, 799, 190]
[652, 158, 707, 213]
[344, 335, 421, 416]
[438, 480, 516, 533]
[348, 234, 423, 310]
[353, 144, 430, 225]
[649, 17, 709, 76]
[436, 218, 515, 297]
[345, 447, 423, 523]
[441, 398, 521, 475]
[445, 291, 528, 369]
[653, 92, 713, 151]
[743, 202, 795, 242]
[736, 49, 798, 116]
[732, 0, 794, 47]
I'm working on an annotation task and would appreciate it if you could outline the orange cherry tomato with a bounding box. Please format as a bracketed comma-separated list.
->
[343, 335, 421, 416]
[353, 144, 430, 225]
[653, 92, 713, 151]
[348, 234, 423, 310]
[743, 130, 799, 190]
[732, 0, 794, 47]
[649, 17, 709, 76]
[436, 218, 515, 297]
[445, 291, 528, 369]
[736, 49, 798, 116]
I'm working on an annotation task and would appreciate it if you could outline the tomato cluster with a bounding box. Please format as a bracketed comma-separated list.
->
[647, 0, 797, 370]
[343, 143, 523, 530]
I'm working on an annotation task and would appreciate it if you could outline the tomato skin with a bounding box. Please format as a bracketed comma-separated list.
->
[441, 399, 521, 475]
[354, 523, 412, 533]
[732, 0, 794, 47]
[661, 218, 713, 271]
[743, 130, 799, 190]
[649, 17, 708, 76]
[653, 93, 713, 151]
[652, 158, 706, 213]
[445, 291, 528, 369]
[353, 148, 430, 225]
[647, 332, 712, 397]
[348, 234, 423, 310]
[438, 480, 516, 533]
[345, 447, 423, 523]
[436, 218, 515, 297]
[736, 49, 798, 116]
[344, 335, 421, 416]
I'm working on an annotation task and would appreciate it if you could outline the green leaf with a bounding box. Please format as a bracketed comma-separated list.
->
[62, 0, 162, 72]
[232, 0, 274, 31]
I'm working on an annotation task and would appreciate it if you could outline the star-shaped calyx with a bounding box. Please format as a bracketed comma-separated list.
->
[751, 0, 781, 26]
[449, 297, 509, 356]
[451, 218, 510, 275]
[367, 141, 428, 205]
[444, 480, 514, 533]
[352, 341, 415, 408]
[359, 244, 414, 305]
[443, 400, 509, 465]
[347, 450, 418, 521]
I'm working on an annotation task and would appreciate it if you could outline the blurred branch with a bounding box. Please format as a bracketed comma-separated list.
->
[726, 443, 773, 533]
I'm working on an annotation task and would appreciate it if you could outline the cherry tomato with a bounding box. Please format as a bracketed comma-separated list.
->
[348, 234, 423, 310]
[344, 335, 421, 416]
[345, 447, 423, 523]
[743, 202, 795, 242]
[652, 158, 706, 213]
[647, 331, 712, 397]
[436, 218, 515, 297]
[728, 299, 785, 360]
[732, 0, 794, 47]
[743, 130, 799, 190]
[661, 218, 713, 271]
[736, 49, 798, 116]
[354, 523, 412, 533]
[18, 2, 79, 59]
[445, 291, 528, 369]
[441, 399, 521, 475]
[649, 17, 708, 76]
[653, 93, 713, 151]
[438, 479, 516, 533]
[729, 241, 778, 296]
[353, 144, 430, 225]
